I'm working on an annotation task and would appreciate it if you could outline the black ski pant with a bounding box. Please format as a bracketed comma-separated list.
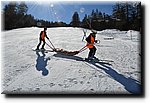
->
[37, 38, 45, 49]
[88, 46, 97, 58]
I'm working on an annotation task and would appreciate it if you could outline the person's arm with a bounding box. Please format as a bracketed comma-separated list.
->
[93, 35, 97, 43]
[86, 35, 91, 43]
[94, 36, 97, 43]
[39, 31, 42, 38]
[45, 32, 49, 39]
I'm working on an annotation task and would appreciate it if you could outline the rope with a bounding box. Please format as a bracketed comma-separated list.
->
[79, 45, 87, 53]
[79, 47, 87, 53]
[45, 42, 54, 50]
[48, 39, 56, 50]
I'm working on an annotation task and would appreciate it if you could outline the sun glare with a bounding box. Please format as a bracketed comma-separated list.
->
[36, 1, 43, 5]
[50, 4, 54, 8]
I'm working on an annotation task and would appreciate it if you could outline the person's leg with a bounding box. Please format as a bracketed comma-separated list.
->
[41, 40, 45, 49]
[88, 48, 93, 59]
[36, 39, 42, 50]
[82, 33, 85, 41]
[82, 36, 84, 41]
[92, 46, 97, 57]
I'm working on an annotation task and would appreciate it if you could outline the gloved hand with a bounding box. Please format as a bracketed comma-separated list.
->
[95, 40, 100, 44]
[95, 40, 98, 43]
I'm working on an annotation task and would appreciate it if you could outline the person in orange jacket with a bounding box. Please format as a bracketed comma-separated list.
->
[86, 30, 98, 60]
[36, 27, 49, 50]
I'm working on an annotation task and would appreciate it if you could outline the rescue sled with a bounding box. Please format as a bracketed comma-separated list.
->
[54, 48, 80, 56]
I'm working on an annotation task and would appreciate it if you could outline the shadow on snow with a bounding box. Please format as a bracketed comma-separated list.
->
[91, 62, 141, 94]
[53, 53, 141, 94]
[35, 51, 50, 76]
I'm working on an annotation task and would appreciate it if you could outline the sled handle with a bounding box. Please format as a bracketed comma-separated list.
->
[48, 39, 56, 50]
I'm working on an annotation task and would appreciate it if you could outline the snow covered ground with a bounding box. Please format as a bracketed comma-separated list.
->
[1, 27, 141, 94]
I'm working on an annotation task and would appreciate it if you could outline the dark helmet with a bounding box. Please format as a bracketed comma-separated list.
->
[91, 30, 97, 34]
[44, 27, 47, 31]
[90, 30, 97, 37]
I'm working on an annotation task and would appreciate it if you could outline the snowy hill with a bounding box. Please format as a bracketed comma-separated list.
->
[1, 27, 141, 94]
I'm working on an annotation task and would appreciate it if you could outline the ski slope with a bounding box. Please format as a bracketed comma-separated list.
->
[1, 27, 141, 94]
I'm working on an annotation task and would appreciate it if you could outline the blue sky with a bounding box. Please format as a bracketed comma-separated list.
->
[1, 1, 116, 24]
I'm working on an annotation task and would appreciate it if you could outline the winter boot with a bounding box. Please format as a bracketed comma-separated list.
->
[35, 47, 39, 50]
[93, 56, 99, 60]
[85, 56, 93, 61]
[41, 47, 45, 50]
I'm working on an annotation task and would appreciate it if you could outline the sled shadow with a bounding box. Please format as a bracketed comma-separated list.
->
[89, 61, 141, 94]
[53, 53, 84, 61]
[35, 51, 50, 76]
[53, 53, 141, 94]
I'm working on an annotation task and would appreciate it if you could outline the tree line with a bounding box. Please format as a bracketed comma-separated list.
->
[72, 2, 141, 31]
[2, 2, 69, 30]
[2, 2, 141, 31]
[3, 2, 35, 30]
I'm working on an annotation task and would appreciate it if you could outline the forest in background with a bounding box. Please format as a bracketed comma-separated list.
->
[2, 2, 141, 31]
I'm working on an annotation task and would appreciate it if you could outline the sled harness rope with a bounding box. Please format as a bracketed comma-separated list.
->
[45, 38, 88, 56]
[44, 19, 100, 56]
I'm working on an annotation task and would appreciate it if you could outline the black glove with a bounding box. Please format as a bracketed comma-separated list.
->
[95, 40, 100, 44]
[95, 40, 98, 43]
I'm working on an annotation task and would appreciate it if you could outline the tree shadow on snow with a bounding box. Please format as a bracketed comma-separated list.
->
[35, 51, 50, 76]
[53, 53, 141, 95]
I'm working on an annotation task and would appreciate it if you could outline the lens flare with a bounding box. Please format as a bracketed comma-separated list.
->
[50, 4, 54, 8]
[80, 7, 85, 13]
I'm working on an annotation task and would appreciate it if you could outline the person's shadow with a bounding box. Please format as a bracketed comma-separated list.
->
[53, 53, 141, 94]
[35, 51, 50, 76]
[88, 61, 141, 94]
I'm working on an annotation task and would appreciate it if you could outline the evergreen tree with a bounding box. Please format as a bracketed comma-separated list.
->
[112, 2, 141, 30]
[130, 2, 141, 30]
[81, 14, 88, 28]
[4, 2, 18, 29]
[70, 11, 80, 27]
[17, 2, 28, 15]
[112, 3, 127, 30]
[16, 2, 28, 28]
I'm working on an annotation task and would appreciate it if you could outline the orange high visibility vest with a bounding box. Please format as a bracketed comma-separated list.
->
[87, 35, 95, 48]
[41, 31, 45, 40]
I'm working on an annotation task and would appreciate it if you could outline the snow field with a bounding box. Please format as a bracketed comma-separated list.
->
[1, 27, 141, 94]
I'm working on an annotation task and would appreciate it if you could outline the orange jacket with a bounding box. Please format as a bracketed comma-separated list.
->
[40, 31, 49, 41]
[86, 35, 95, 48]
[41, 31, 45, 40]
